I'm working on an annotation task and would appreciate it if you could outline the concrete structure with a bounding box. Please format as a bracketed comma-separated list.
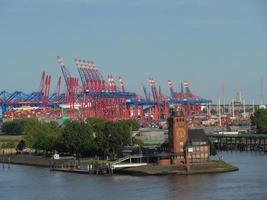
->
[115, 112, 211, 172]
[188, 129, 210, 163]
[159, 112, 210, 167]
[171, 114, 188, 154]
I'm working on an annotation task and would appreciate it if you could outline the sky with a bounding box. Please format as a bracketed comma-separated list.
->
[0, 0, 267, 103]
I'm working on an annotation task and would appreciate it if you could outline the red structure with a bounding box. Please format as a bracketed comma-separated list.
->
[149, 78, 160, 121]
[67, 77, 79, 122]
[74, 58, 135, 122]
[1, 57, 211, 122]
[171, 114, 188, 154]
[168, 80, 210, 116]
[39, 72, 51, 103]
[56, 76, 61, 102]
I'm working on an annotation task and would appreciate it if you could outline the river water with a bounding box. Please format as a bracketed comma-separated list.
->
[0, 152, 267, 200]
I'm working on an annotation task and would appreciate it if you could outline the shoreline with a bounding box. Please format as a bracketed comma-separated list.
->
[0, 154, 75, 168]
[114, 168, 238, 176]
[1, 154, 238, 176]
[114, 161, 238, 176]
[1, 154, 51, 168]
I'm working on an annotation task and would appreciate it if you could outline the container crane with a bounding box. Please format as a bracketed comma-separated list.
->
[57, 56, 72, 91]
[149, 78, 160, 121]
[168, 80, 174, 98]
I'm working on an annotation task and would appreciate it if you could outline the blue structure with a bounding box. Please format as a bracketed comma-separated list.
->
[0, 57, 212, 119]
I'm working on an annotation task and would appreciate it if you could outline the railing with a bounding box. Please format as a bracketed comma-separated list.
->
[110, 154, 148, 169]
[112, 154, 144, 165]
[206, 133, 267, 152]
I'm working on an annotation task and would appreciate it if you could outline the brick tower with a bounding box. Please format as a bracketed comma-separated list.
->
[171, 113, 188, 154]
[158, 112, 189, 167]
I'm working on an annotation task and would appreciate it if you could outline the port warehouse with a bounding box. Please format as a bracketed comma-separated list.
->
[0, 56, 211, 123]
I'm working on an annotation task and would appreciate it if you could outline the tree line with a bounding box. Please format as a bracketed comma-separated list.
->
[251, 108, 267, 134]
[2, 119, 31, 134]
[2, 118, 140, 160]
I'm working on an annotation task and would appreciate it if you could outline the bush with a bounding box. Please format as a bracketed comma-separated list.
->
[13, 118, 140, 159]
[2, 119, 37, 134]
[61, 121, 96, 158]
[16, 140, 26, 152]
[251, 109, 267, 134]
[208, 138, 217, 156]
[125, 119, 140, 131]
[2, 141, 16, 148]
[23, 120, 62, 154]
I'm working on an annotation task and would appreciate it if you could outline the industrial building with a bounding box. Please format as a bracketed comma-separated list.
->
[0, 57, 211, 123]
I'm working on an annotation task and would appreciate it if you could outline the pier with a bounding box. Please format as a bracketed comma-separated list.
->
[207, 133, 267, 152]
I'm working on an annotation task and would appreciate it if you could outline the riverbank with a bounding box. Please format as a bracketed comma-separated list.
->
[1, 154, 238, 176]
[0, 135, 23, 154]
[115, 160, 238, 176]
[0, 134, 23, 142]
[51, 160, 238, 176]
[0, 154, 75, 168]
[1, 152, 266, 200]
[1, 154, 51, 167]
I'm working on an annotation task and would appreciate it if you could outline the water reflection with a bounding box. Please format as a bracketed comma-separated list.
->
[0, 152, 267, 200]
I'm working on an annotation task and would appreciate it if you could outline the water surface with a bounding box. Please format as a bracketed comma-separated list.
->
[0, 152, 266, 200]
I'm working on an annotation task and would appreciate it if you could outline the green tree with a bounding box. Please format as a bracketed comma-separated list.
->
[16, 140, 26, 152]
[208, 138, 217, 156]
[251, 109, 267, 134]
[23, 120, 62, 154]
[87, 118, 134, 159]
[226, 125, 231, 132]
[86, 118, 107, 131]
[132, 137, 144, 146]
[12, 118, 135, 159]
[210, 109, 217, 115]
[107, 121, 131, 159]
[61, 121, 96, 159]
[93, 120, 110, 159]
[2, 141, 16, 148]
[125, 119, 140, 131]
[23, 119, 42, 147]
[2, 118, 38, 134]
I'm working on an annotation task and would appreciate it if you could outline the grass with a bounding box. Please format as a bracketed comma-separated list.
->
[0, 135, 23, 149]
[191, 160, 238, 172]
[0, 135, 23, 142]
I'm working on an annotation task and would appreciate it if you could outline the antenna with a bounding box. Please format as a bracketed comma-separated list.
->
[232, 99, 235, 119]
[253, 100, 255, 113]
[260, 78, 264, 105]
[57, 56, 64, 67]
[243, 99, 246, 115]
[218, 99, 222, 127]
[168, 80, 174, 98]
[221, 81, 225, 114]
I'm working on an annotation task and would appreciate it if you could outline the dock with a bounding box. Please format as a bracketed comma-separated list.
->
[207, 133, 267, 151]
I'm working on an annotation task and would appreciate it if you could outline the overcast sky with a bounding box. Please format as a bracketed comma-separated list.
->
[1, 0, 267, 103]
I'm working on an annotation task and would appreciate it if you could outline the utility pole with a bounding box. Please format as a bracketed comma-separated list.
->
[207, 103, 210, 116]
[243, 99, 246, 115]
[219, 99, 222, 127]
[232, 99, 235, 119]
[260, 78, 264, 105]
[130, 127, 133, 146]
[221, 82, 225, 114]
[253, 100, 255, 114]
